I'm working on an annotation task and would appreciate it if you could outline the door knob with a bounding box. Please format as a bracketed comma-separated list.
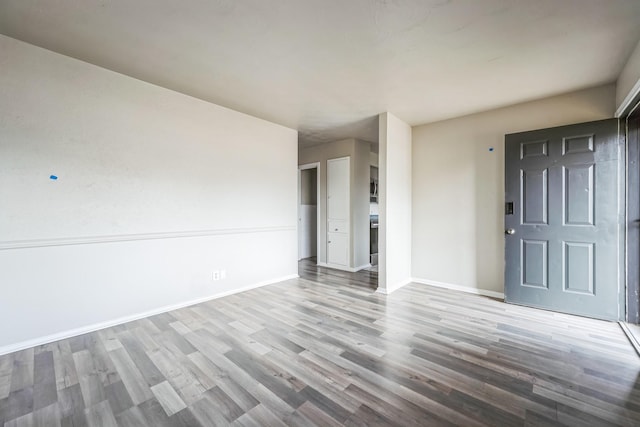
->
[505, 228, 515, 235]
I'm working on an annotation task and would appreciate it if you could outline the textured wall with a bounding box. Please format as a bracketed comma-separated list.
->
[0, 35, 298, 353]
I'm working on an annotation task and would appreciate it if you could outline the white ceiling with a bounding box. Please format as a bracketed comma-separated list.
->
[1, 0, 640, 147]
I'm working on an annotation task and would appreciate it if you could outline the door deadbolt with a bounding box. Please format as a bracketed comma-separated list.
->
[505, 228, 515, 235]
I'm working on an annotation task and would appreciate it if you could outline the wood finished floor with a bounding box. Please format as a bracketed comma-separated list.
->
[1, 259, 639, 426]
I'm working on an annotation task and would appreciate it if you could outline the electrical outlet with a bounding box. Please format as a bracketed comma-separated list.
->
[212, 270, 220, 281]
[220, 270, 226, 279]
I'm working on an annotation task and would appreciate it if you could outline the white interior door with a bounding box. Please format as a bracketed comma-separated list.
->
[327, 157, 350, 266]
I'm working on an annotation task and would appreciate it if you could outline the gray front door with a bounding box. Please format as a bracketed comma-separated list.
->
[504, 119, 622, 321]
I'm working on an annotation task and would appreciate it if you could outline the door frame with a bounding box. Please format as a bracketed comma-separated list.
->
[625, 102, 640, 323]
[298, 162, 321, 261]
[617, 82, 640, 324]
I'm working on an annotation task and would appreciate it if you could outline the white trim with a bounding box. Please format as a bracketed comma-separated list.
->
[299, 162, 320, 171]
[316, 262, 370, 273]
[0, 225, 296, 250]
[412, 277, 505, 300]
[616, 78, 640, 118]
[376, 278, 412, 295]
[0, 274, 299, 356]
[354, 263, 372, 271]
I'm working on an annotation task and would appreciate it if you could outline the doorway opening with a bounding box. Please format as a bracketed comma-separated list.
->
[297, 133, 380, 290]
[298, 163, 319, 262]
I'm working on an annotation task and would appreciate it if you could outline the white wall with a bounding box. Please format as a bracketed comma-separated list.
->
[299, 139, 370, 270]
[378, 112, 412, 293]
[411, 85, 615, 296]
[616, 38, 640, 114]
[0, 35, 298, 354]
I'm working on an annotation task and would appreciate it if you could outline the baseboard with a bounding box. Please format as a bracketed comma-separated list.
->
[0, 273, 299, 356]
[355, 263, 372, 271]
[316, 262, 371, 273]
[412, 277, 505, 300]
[376, 278, 412, 295]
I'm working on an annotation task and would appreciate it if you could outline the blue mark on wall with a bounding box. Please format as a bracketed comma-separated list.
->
[489, 147, 494, 152]
[49, 175, 58, 180]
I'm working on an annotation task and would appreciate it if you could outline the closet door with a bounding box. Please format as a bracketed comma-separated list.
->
[327, 232, 348, 266]
[327, 157, 350, 266]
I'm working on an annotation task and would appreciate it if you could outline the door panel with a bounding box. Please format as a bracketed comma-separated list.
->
[564, 242, 594, 294]
[564, 164, 594, 225]
[327, 157, 349, 221]
[505, 119, 621, 321]
[522, 239, 548, 288]
[327, 232, 348, 266]
[522, 168, 548, 224]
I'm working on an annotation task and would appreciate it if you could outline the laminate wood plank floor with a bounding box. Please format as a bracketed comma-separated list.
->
[1, 259, 639, 426]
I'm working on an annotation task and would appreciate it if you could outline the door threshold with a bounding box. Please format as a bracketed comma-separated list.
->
[619, 322, 640, 357]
